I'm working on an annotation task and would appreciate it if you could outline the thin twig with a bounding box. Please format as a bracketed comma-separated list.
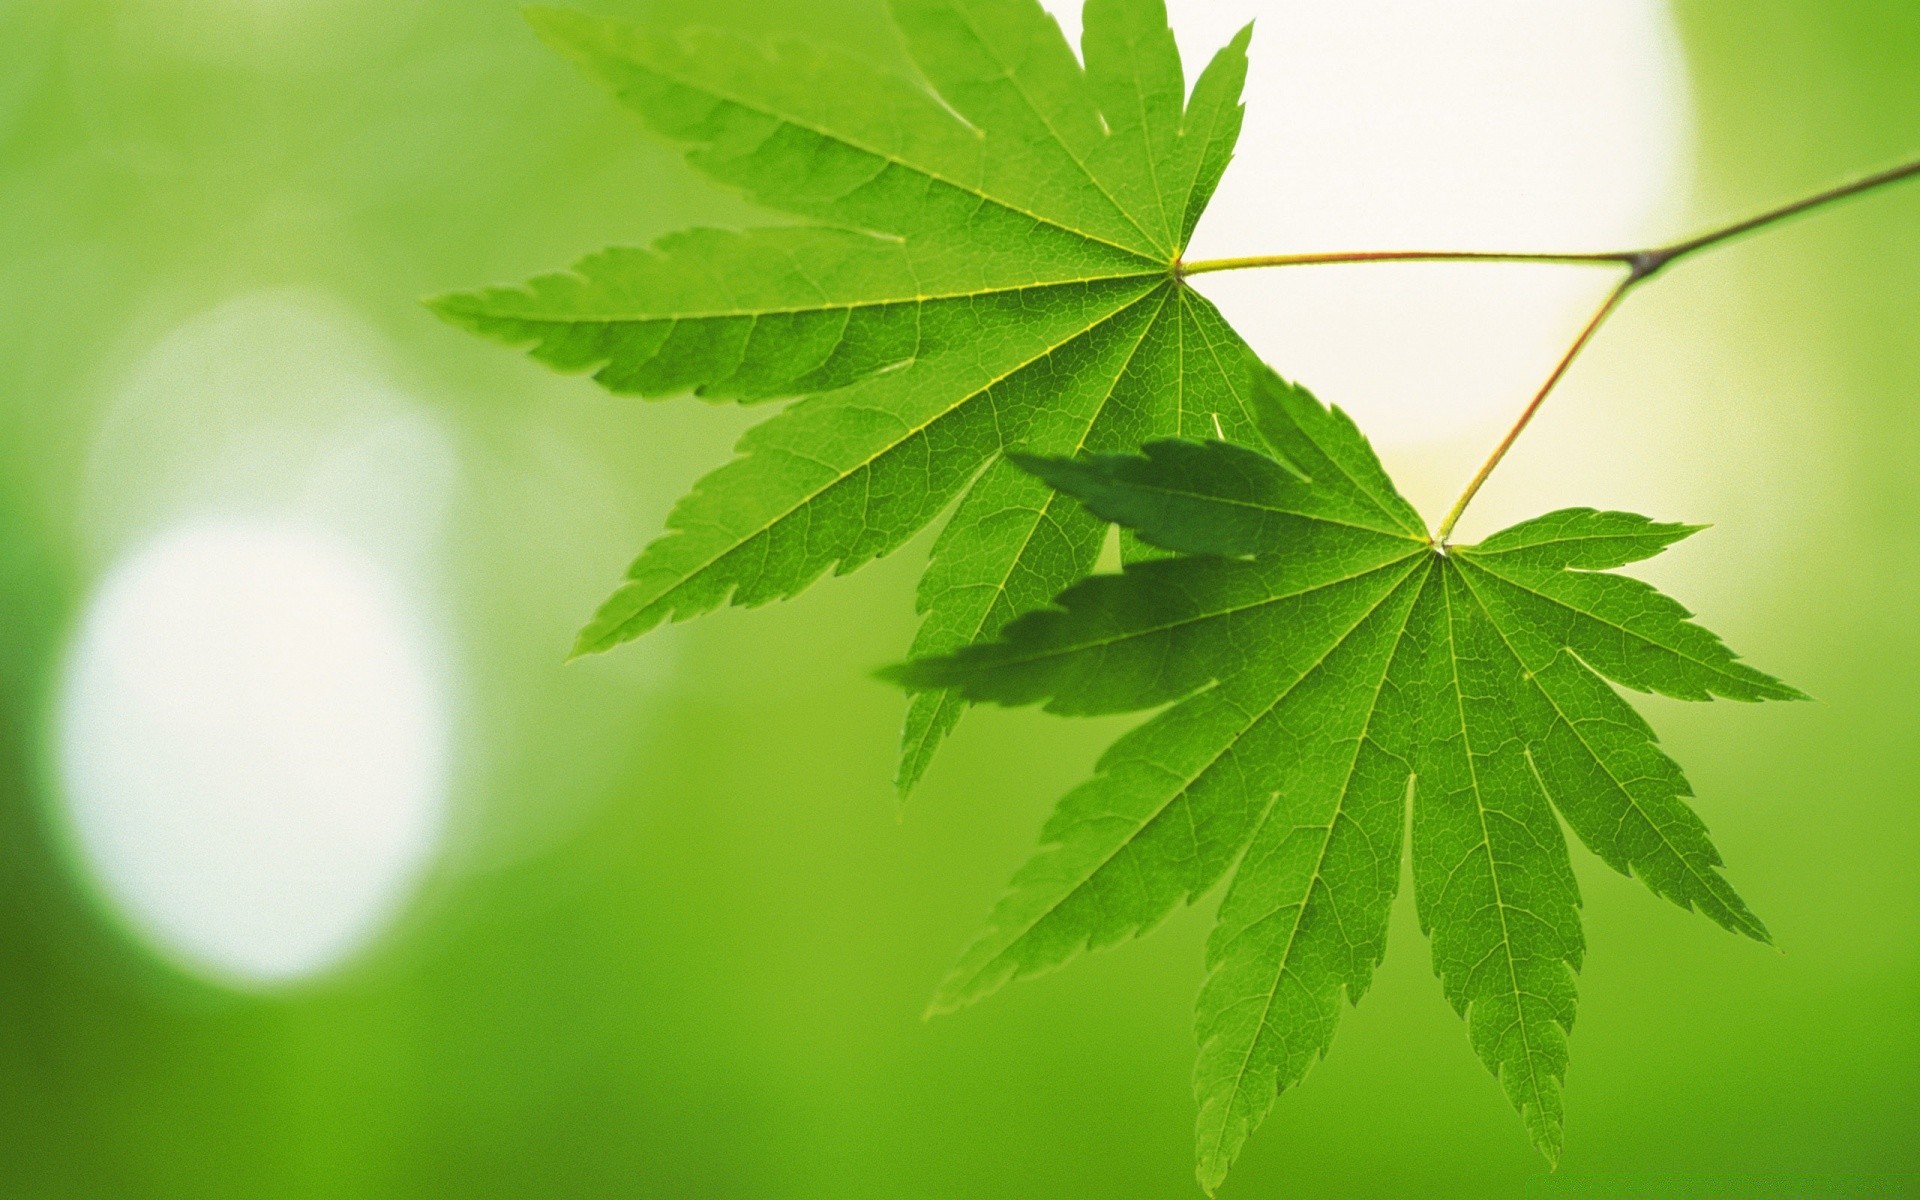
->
[1638, 156, 1920, 278]
[1176, 156, 1920, 539]
[1433, 277, 1634, 544]
[1179, 250, 1634, 276]
[1180, 157, 1920, 283]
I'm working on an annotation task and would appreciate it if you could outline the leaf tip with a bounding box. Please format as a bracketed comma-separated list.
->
[1193, 1152, 1227, 1197]
[521, 4, 611, 63]
[1737, 907, 1777, 949]
[1532, 1125, 1565, 1171]
[567, 613, 628, 663]
[921, 995, 958, 1022]
[1004, 450, 1067, 483]
[893, 732, 944, 803]
[421, 290, 481, 331]
[924, 963, 998, 1020]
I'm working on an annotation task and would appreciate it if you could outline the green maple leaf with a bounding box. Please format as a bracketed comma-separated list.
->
[431, 0, 1262, 795]
[890, 359, 1804, 1191]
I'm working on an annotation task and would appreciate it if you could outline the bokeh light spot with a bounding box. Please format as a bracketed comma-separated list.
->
[56, 519, 449, 986]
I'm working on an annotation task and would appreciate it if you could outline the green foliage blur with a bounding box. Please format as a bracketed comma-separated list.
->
[1, 1, 1916, 1196]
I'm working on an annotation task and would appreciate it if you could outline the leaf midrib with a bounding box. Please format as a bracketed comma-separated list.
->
[1181, 287, 1261, 444]
[1450, 563, 1766, 941]
[1073, 474, 1425, 544]
[1468, 530, 1689, 565]
[1200, 561, 1425, 1163]
[957, 547, 1427, 678]
[1181, 293, 1422, 539]
[941, 0, 1171, 259]
[905, 287, 1178, 768]
[448, 269, 1168, 325]
[945, 554, 1427, 1003]
[597, 282, 1169, 645]
[1436, 564, 1557, 1133]
[1458, 551, 1794, 700]
[629, 37, 1170, 267]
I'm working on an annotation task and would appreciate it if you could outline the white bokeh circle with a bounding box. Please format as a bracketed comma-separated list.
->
[56, 292, 458, 988]
[58, 520, 449, 986]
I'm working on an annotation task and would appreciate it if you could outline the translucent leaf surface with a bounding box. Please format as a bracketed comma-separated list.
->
[893, 360, 1801, 1190]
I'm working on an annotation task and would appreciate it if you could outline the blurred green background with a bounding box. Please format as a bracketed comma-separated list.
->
[1, 1, 1916, 1196]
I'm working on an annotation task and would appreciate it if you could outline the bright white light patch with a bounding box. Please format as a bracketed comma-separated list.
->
[1045, 0, 1693, 463]
[58, 520, 449, 986]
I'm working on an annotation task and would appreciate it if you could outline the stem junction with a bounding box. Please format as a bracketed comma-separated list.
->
[1177, 157, 1920, 541]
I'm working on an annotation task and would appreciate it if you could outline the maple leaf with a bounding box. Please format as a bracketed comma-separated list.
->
[431, 0, 1261, 795]
[889, 358, 1804, 1192]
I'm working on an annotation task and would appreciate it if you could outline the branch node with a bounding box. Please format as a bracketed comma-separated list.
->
[1627, 248, 1674, 283]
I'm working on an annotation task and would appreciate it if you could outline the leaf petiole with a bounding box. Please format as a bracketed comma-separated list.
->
[1179, 157, 1920, 283]
[1178, 249, 1633, 275]
[1181, 156, 1920, 539]
[1433, 278, 1634, 544]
